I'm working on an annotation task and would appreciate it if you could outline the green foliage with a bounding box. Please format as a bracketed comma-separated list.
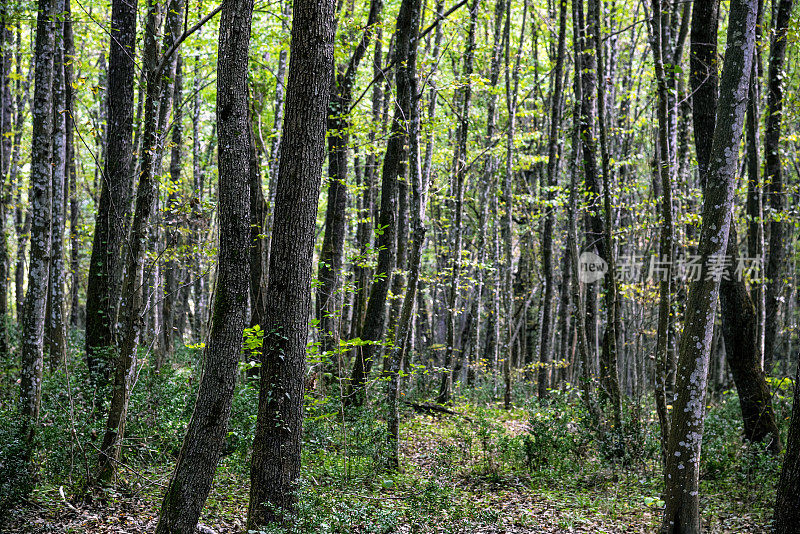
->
[0, 415, 33, 513]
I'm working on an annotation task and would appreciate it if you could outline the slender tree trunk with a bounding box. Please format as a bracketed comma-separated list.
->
[20, 0, 56, 451]
[588, 0, 621, 424]
[47, 24, 67, 369]
[569, 0, 596, 415]
[245, 117, 268, 380]
[438, 0, 477, 404]
[649, 0, 675, 463]
[0, 1, 11, 359]
[346, 22, 409, 408]
[163, 55, 184, 362]
[65, 0, 79, 330]
[11, 24, 31, 323]
[660, 1, 757, 530]
[501, 0, 526, 410]
[246, 0, 335, 525]
[317, 0, 383, 366]
[538, 0, 566, 399]
[763, 0, 793, 371]
[154, 1, 253, 530]
[385, 0, 422, 469]
[84, 0, 137, 382]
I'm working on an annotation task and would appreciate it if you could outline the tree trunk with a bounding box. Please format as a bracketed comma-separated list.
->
[346, 27, 407, 408]
[97, 0, 184, 482]
[660, 1, 757, 530]
[588, 0, 621, 424]
[774, 362, 800, 532]
[438, 0, 477, 405]
[0, 2, 11, 359]
[20, 0, 56, 451]
[385, 0, 422, 470]
[65, 0, 79, 330]
[649, 0, 675, 463]
[163, 55, 184, 363]
[84, 0, 137, 382]
[246, 0, 335, 525]
[47, 25, 67, 369]
[538, 0, 566, 399]
[154, 1, 253, 530]
[763, 0, 793, 371]
[317, 0, 383, 366]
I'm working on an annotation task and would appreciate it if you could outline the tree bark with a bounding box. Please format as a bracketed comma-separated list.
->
[47, 23, 67, 369]
[246, 0, 335, 525]
[775, 362, 800, 532]
[385, 0, 422, 470]
[660, 1, 757, 530]
[20, 0, 56, 451]
[154, 0, 253, 529]
[763, 0, 793, 371]
[84, 0, 137, 382]
[538, 0, 566, 399]
[689, 0, 780, 453]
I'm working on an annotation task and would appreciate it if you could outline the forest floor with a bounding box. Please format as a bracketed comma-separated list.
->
[2, 400, 775, 534]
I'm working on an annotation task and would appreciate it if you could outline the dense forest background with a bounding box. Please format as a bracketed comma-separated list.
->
[1, 0, 800, 531]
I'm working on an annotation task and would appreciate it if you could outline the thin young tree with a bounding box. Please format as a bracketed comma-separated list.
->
[47, 20, 67, 368]
[317, 0, 383, 363]
[439, 0, 477, 405]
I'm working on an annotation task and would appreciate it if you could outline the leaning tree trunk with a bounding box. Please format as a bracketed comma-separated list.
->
[84, 0, 137, 382]
[97, 0, 184, 482]
[660, 0, 757, 531]
[689, 0, 780, 453]
[20, 0, 56, 452]
[246, 0, 335, 525]
[153, 1, 253, 530]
